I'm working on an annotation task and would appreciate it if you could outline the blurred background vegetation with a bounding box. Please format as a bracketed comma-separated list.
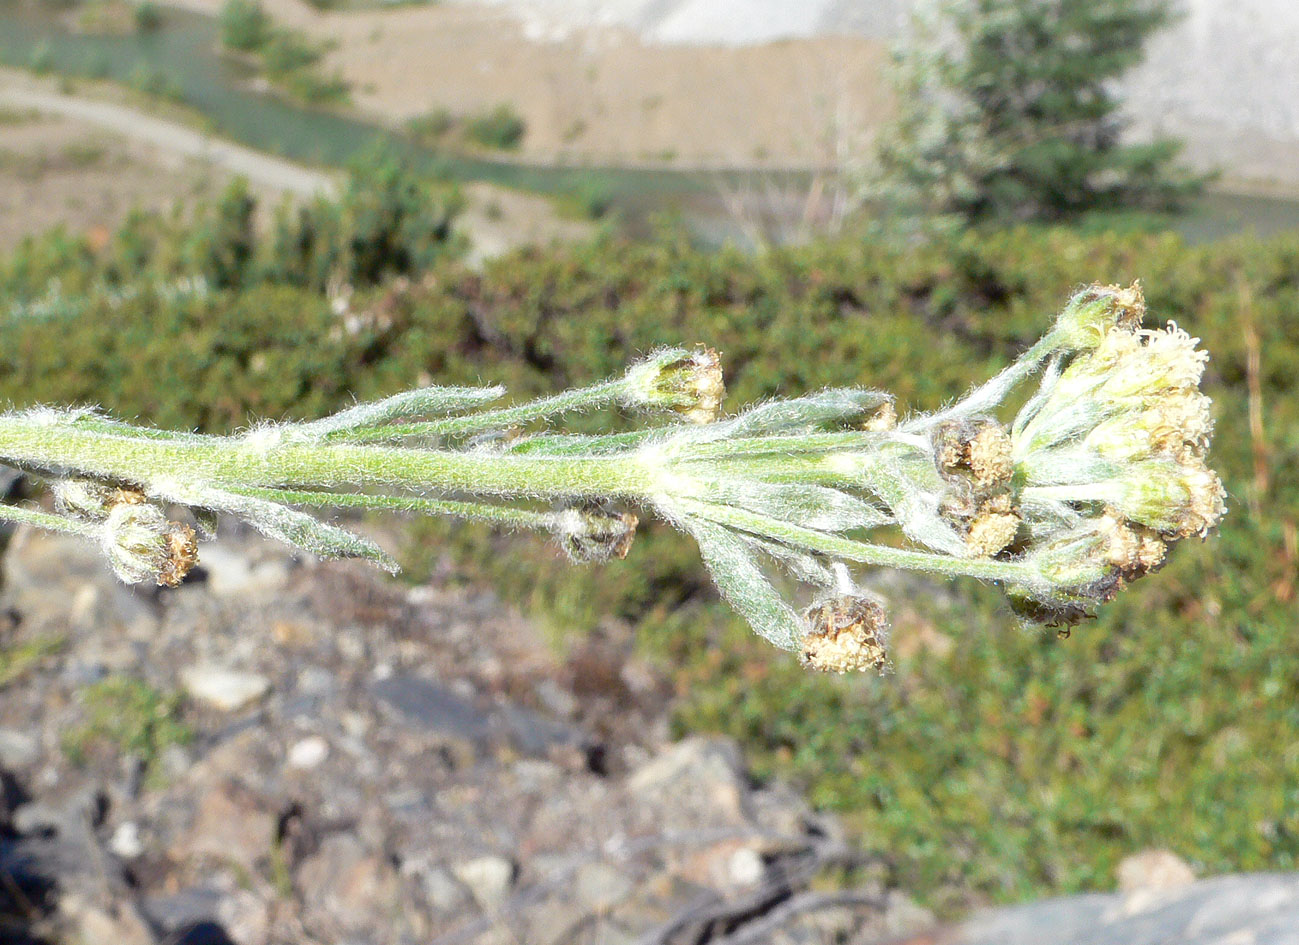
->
[1, 0, 1297, 921]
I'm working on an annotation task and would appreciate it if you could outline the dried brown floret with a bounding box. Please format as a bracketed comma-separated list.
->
[799, 595, 889, 674]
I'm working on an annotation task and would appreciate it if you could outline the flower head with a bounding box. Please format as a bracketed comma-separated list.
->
[101, 503, 198, 587]
[799, 594, 889, 674]
[623, 347, 724, 423]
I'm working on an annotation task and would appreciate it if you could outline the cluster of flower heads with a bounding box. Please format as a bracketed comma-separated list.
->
[999, 283, 1226, 622]
[0, 285, 1223, 676]
[618, 282, 1226, 672]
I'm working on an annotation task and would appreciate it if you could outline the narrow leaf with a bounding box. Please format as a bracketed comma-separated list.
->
[305, 386, 504, 438]
[682, 516, 802, 650]
[192, 489, 399, 572]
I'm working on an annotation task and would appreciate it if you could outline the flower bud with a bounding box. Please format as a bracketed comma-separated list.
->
[54, 479, 146, 522]
[555, 502, 639, 563]
[1113, 459, 1226, 539]
[1085, 390, 1213, 464]
[1053, 282, 1145, 351]
[101, 503, 199, 587]
[623, 347, 724, 423]
[966, 494, 1021, 558]
[799, 594, 888, 674]
[935, 419, 1014, 490]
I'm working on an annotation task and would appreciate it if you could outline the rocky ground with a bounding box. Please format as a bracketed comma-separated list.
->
[0, 511, 931, 945]
[5, 495, 1299, 944]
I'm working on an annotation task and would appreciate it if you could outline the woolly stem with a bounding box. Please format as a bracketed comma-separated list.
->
[0, 417, 651, 499]
[677, 499, 1040, 583]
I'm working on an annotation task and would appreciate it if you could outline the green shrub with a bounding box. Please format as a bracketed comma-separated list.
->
[218, 0, 271, 52]
[406, 108, 456, 143]
[29, 41, 54, 75]
[133, 0, 162, 32]
[260, 30, 322, 75]
[464, 103, 526, 151]
[62, 676, 191, 786]
[876, 0, 1205, 223]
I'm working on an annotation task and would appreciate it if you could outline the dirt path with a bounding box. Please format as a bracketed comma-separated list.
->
[0, 72, 338, 197]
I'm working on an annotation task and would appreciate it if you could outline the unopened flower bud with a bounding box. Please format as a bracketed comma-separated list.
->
[54, 479, 146, 522]
[1085, 390, 1213, 464]
[799, 595, 888, 674]
[1053, 282, 1145, 351]
[101, 503, 199, 587]
[623, 347, 724, 423]
[1113, 459, 1226, 539]
[555, 502, 639, 563]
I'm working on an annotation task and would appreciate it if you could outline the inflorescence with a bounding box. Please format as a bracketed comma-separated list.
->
[0, 284, 1224, 672]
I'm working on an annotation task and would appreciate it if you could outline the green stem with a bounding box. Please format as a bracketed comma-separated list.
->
[904, 331, 1061, 431]
[0, 503, 98, 538]
[0, 417, 650, 500]
[678, 499, 1040, 583]
[230, 486, 562, 531]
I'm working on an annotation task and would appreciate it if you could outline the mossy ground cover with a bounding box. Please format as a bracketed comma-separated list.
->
[2, 199, 1297, 913]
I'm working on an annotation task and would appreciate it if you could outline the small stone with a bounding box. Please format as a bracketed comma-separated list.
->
[881, 890, 935, 936]
[1117, 848, 1195, 893]
[574, 862, 634, 912]
[182, 782, 275, 874]
[419, 866, 471, 914]
[726, 847, 765, 888]
[452, 855, 515, 911]
[181, 665, 270, 712]
[219, 890, 271, 945]
[534, 678, 578, 719]
[198, 543, 291, 596]
[288, 736, 330, 769]
[0, 728, 39, 769]
[297, 834, 404, 933]
[61, 893, 154, 945]
[109, 821, 145, 859]
[12, 801, 62, 835]
[628, 737, 750, 826]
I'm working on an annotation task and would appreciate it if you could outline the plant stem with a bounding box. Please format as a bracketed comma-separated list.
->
[679, 499, 1040, 583]
[231, 486, 562, 531]
[0, 503, 97, 537]
[0, 417, 650, 499]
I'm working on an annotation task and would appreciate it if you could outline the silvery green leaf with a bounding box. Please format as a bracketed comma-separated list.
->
[675, 389, 892, 446]
[682, 516, 801, 650]
[707, 479, 890, 533]
[303, 386, 505, 438]
[185, 488, 399, 572]
[1020, 448, 1118, 487]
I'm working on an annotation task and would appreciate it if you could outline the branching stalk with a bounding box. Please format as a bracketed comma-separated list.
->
[0, 288, 1225, 671]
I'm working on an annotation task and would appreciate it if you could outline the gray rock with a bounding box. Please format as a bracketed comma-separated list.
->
[452, 855, 516, 911]
[409, 864, 471, 914]
[181, 665, 270, 712]
[198, 542, 292, 597]
[574, 862, 635, 912]
[0, 727, 39, 769]
[941, 873, 1299, 945]
[628, 737, 751, 825]
[297, 833, 405, 935]
[140, 887, 224, 932]
[372, 675, 490, 741]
